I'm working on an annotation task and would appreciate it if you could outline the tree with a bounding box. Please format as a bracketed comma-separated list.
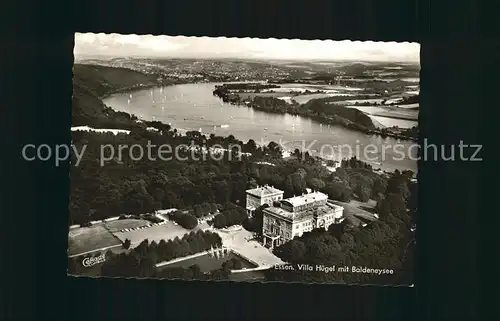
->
[153, 187, 165, 203]
[247, 178, 258, 189]
[244, 139, 257, 153]
[201, 202, 211, 215]
[189, 264, 202, 278]
[324, 180, 352, 202]
[267, 141, 283, 158]
[105, 249, 114, 259]
[308, 178, 325, 191]
[293, 148, 302, 161]
[275, 239, 307, 262]
[212, 214, 227, 228]
[372, 178, 388, 198]
[123, 239, 131, 249]
[386, 173, 410, 200]
[193, 204, 203, 218]
[285, 173, 306, 197]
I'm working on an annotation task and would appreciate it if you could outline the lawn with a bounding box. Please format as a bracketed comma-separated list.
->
[330, 199, 378, 227]
[235, 92, 291, 100]
[68, 224, 122, 256]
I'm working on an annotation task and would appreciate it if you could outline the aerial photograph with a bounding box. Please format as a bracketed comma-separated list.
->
[68, 33, 418, 285]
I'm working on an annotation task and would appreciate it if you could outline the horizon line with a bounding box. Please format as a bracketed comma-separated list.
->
[74, 54, 420, 64]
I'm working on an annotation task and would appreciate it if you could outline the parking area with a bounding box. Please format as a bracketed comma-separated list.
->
[104, 219, 151, 233]
[112, 221, 191, 244]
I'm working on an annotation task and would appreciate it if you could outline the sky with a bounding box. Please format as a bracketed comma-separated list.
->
[74, 33, 420, 63]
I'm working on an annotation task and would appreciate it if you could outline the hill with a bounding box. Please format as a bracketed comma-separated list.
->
[72, 64, 160, 128]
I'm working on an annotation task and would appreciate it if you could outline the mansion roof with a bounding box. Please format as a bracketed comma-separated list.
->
[246, 185, 284, 198]
[282, 191, 328, 208]
[264, 201, 343, 223]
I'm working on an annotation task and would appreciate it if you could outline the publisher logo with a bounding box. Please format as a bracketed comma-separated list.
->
[82, 253, 106, 267]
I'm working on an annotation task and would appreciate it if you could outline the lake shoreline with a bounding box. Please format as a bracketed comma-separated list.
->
[95, 77, 417, 144]
[212, 87, 418, 143]
[93, 78, 417, 172]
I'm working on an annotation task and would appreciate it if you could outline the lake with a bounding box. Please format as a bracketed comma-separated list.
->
[103, 83, 418, 172]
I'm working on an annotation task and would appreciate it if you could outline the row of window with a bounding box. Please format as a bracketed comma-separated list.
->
[264, 195, 282, 201]
[299, 221, 313, 228]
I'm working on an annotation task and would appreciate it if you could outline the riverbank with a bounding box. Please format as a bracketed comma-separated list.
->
[213, 85, 418, 142]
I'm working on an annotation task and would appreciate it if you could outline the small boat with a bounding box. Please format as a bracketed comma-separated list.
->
[220, 124, 229, 128]
[264, 128, 268, 131]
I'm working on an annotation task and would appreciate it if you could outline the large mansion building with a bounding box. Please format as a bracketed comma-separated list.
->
[259, 190, 344, 249]
[245, 185, 284, 216]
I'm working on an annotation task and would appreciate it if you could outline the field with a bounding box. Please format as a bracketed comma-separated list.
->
[68, 224, 122, 256]
[329, 98, 385, 105]
[370, 116, 418, 129]
[346, 106, 418, 121]
[112, 221, 191, 244]
[236, 92, 291, 100]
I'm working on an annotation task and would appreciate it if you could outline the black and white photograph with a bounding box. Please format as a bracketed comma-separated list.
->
[65, 33, 419, 285]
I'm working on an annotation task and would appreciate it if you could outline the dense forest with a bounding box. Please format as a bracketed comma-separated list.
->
[69, 166, 415, 284]
[70, 123, 398, 226]
[265, 170, 416, 285]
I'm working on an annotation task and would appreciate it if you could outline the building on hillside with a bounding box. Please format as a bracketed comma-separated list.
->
[245, 185, 284, 216]
[262, 191, 344, 249]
